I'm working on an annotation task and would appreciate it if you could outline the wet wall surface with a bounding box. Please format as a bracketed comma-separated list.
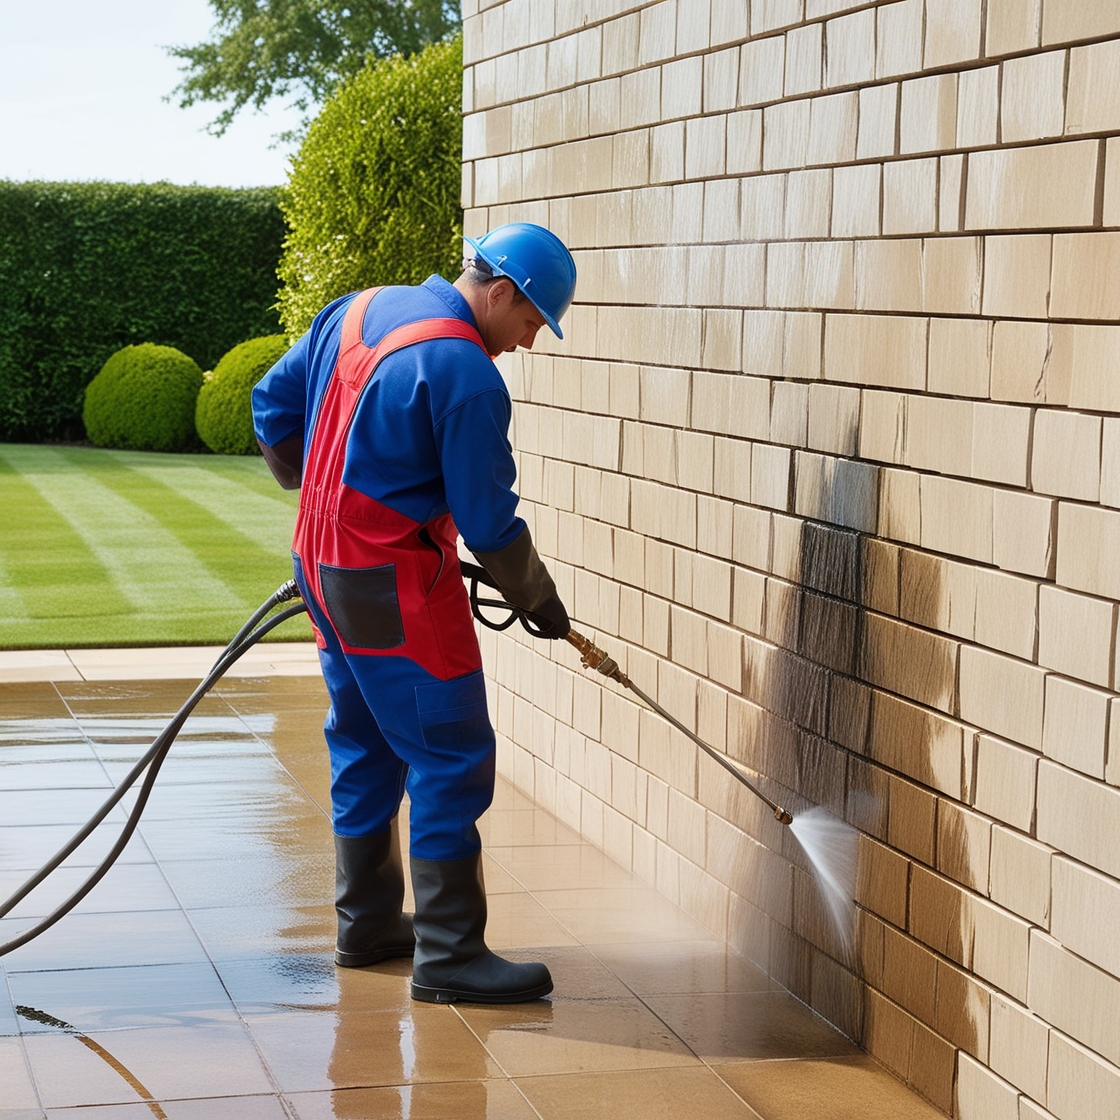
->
[0, 676, 941, 1119]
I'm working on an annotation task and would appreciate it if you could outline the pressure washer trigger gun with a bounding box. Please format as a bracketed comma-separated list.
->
[459, 560, 555, 636]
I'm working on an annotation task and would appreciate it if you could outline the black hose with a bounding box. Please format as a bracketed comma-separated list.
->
[0, 582, 307, 957]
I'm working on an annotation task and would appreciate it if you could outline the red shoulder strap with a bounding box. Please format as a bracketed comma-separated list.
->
[334, 288, 488, 390]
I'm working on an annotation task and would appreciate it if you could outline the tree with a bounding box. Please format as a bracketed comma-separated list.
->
[276, 35, 463, 339]
[167, 0, 460, 135]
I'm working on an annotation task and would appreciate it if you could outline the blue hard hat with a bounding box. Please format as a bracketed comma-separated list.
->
[463, 223, 577, 339]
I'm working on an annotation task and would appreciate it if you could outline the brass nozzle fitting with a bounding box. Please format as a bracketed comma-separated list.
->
[774, 808, 794, 826]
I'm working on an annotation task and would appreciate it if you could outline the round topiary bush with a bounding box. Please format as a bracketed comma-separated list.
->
[82, 343, 203, 452]
[195, 334, 289, 455]
[277, 34, 464, 338]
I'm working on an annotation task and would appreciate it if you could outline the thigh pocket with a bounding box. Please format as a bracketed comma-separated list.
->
[319, 563, 405, 650]
[415, 669, 493, 750]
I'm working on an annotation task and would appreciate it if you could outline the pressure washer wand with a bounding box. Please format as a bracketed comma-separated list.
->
[564, 629, 794, 826]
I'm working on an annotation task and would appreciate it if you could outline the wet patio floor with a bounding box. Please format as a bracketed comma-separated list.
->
[0, 661, 944, 1119]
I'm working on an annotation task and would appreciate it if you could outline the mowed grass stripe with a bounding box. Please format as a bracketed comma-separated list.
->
[54, 449, 295, 611]
[0, 445, 243, 613]
[126, 459, 297, 559]
[0, 453, 131, 622]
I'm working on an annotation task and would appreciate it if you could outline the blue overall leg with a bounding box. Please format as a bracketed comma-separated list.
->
[295, 559, 495, 861]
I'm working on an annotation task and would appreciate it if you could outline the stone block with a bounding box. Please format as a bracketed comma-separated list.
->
[867, 686, 965, 795]
[973, 401, 1030, 486]
[808, 90, 858, 165]
[928, 317, 991, 397]
[861, 612, 958, 713]
[990, 320, 1067, 406]
[1037, 759, 1120, 879]
[784, 21, 823, 97]
[899, 547, 975, 640]
[857, 81, 898, 158]
[857, 835, 909, 928]
[1048, 1032, 1120, 1120]
[986, 0, 1041, 55]
[989, 993, 1050, 1108]
[886, 774, 938, 864]
[1033, 408, 1102, 502]
[1052, 856, 1120, 980]
[806, 382, 859, 456]
[1056, 503, 1120, 600]
[751, 442, 792, 511]
[739, 32, 786, 109]
[824, 8, 876, 88]
[726, 109, 763, 175]
[882, 157, 938, 235]
[956, 64, 1000, 148]
[855, 238, 922, 312]
[876, 0, 923, 79]
[1029, 928, 1120, 1067]
[989, 824, 1052, 926]
[703, 46, 739, 112]
[711, 2, 748, 47]
[925, 0, 984, 68]
[684, 114, 725, 180]
[662, 56, 704, 119]
[1042, 675, 1110, 779]
[920, 474, 993, 564]
[900, 73, 958, 153]
[770, 380, 808, 447]
[1052, 232, 1120, 322]
[982, 233, 1052, 320]
[1060, 323, 1120, 413]
[959, 644, 1046, 749]
[784, 168, 832, 239]
[751, 0, 802, 36]
[877, 465, 921, 544]
[1043, 0, 1120, 45]
[832, 163, 881, 238]
[1038, 583, 1114, 687]
[824, 313, 927, 389]
[763, 98, 811, 171]
[974, 732, 1038, 832]
[940, 152, 966, 231]
[966, 140, 1100, 230]
[922, 235, 982, 314]
[676, 0, 712, 55]
[973, 567, 1037, 661]
[907, 393, 973, 474]
[956, 1051, 1019, 1120]
[1002, 49, 1067, 142]
[993, 489, 1056, 579]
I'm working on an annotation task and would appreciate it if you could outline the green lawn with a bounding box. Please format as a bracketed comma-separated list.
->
[0, 444, 313, 648]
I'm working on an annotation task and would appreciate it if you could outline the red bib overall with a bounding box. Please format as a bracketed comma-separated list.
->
[292, 287, 488, 680]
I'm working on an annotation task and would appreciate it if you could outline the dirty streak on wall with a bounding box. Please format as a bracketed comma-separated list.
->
[462, 1, 1120, 1116]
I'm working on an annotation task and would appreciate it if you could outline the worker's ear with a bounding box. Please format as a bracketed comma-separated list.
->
[486, 277, 518, 310]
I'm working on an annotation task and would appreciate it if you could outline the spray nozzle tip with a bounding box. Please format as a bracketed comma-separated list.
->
[775, 808, 794, 826]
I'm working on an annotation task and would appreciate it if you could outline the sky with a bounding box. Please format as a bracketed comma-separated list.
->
[0, 0, 306, 187]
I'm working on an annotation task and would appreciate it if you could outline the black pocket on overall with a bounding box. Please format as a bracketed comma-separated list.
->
[319, 563, 405, 650]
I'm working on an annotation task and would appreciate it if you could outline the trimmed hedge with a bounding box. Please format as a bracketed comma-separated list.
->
[277, 35, 463, 339]
[83, 344, 204, 452]
[196, 334, 289, 455]
[0, 181, 285, 442]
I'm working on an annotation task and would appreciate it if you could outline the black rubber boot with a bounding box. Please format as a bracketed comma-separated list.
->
[410, 852, 552, 1004]
[334, 819, 415, 967]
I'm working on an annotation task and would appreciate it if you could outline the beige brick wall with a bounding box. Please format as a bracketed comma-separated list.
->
[462, 1, 1120, 1115]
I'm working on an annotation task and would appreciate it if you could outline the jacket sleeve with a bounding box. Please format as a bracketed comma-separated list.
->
[252, 333, 309, 449]
[433, 385, 525, 554]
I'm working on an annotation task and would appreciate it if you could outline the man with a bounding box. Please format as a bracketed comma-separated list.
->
[252, 222, 576, 1004]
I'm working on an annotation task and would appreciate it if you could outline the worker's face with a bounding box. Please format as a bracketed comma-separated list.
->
[483, 279, 547, 356]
